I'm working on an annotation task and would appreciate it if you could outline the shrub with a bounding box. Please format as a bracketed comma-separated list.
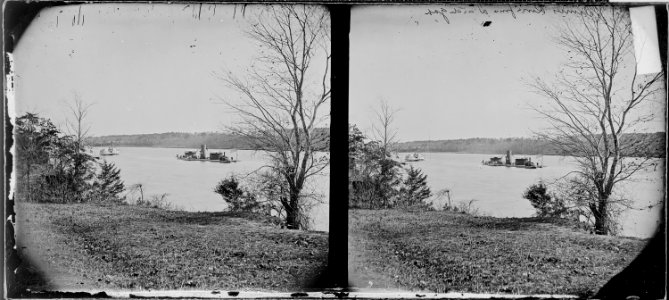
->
[522, 182, 569, 218]
[137, 193, 179, 210]
[455, 199, 480, 215]
[214, 176, 260, 212]
[34, 169, 76, 203]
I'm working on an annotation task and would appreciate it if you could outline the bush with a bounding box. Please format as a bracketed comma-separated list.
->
[214, 176, 260, 212]
[137, 193, 178, 210]
[34, 169, 76, 203]
[523, 179, 628, 235]
[523, 182, 570, 217]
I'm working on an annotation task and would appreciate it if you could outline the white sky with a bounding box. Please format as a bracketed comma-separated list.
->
[11, 4, 664, 140]
[12, 4, 329, 136]
[349, 5, 666, 141]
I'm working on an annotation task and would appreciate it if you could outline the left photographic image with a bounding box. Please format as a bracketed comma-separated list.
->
[7, 3, 330, 295]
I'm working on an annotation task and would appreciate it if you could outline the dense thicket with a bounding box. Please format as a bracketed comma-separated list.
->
[349, 124, 432, 210]
[15, 113, 125, 204]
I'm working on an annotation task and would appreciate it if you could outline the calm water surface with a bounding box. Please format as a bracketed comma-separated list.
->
[401, 152, 664, 238]
[98, 147, 330, 232]
[102, 148, 663, 237]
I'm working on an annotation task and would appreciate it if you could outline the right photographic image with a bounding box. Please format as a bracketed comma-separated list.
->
[348, 4, 665, 295]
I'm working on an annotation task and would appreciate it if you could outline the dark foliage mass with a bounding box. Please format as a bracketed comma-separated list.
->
[522, 182, 569, 218]
[214, 176, 260, 213]
[92, 161, 125, 203]
[15, 112, 124, 204]
[399, 166, 432, 208]
[349, 124, 432, 210]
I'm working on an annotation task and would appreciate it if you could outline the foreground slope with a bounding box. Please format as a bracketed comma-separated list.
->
[349, 209, 646, 296]
[14, 202, 328, 293]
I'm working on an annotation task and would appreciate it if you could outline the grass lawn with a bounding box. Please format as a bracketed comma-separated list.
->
[349, 208, 647, 296]
[13, 201, 328, 294]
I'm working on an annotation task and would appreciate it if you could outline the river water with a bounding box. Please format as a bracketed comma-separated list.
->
[401, 152, 665, 238]
[102, 148, 663, 238]
[97, 147, 330, 232]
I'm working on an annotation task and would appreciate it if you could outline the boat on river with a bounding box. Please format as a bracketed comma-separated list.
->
[405, 153, 425, 162]
[482, 150, 543, 169]
[85, 147, 100, 159]
[176, 144, 237, 163]
[100, 147, 120, 156]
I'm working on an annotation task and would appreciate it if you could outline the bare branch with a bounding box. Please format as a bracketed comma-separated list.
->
[529, 6, 664, 235]
[213, 6, 330, 229]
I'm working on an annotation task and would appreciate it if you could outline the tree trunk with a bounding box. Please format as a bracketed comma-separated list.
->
[594, 198, 609, 235]
[285, 191, 300, 230]
[25, 161, 32, 202]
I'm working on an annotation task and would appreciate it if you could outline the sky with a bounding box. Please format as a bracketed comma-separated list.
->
[11, 4, 329, 136]
[10, 4, 665, 141]
[349, 5, 666, 141]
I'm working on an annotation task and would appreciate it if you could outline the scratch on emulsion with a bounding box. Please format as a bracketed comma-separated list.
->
[6, 53, 17, 201]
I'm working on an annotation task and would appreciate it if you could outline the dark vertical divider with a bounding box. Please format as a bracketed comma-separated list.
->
[327, 4, 350, 289]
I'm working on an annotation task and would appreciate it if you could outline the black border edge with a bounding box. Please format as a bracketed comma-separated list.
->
[327, 3, 351, 290]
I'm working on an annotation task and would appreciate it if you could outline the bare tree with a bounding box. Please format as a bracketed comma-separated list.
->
[64, 92, 96, 201]
[371, 99, 400, 155]
[218, 6, 330, 229]
[65, 92, 94, 153]
[530, 7, 663, 235]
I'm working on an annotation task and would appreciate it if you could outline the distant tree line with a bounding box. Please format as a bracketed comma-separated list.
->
[88, 131, 664, 158]
[88, 132, 250, 149]
[88, 129, 330, 151]
[394, 133, 665, 158]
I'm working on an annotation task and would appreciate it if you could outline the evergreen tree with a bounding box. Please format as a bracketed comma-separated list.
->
[15, 113, 61, 201]
[93, 161, 125, 202]
[399, 166, 432, 208]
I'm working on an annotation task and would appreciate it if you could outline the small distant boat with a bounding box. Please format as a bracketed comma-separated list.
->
[405, 153, 425, 162]
[85, 147, 100, 159]
[99, 147, 120, 156]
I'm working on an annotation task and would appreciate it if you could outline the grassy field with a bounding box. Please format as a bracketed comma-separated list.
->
[349, 208, 647, 296]
[13, 201, 328, 294]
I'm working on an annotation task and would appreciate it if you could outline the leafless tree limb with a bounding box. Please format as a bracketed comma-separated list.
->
[215, 6, 330, 229]
[530, 6, 664, 235]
